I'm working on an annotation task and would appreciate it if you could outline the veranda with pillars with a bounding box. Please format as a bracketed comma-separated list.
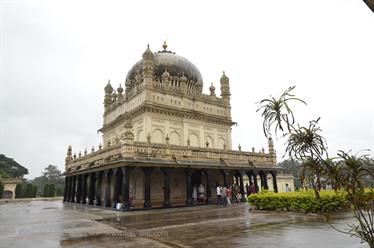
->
[63, 166, 278, 209]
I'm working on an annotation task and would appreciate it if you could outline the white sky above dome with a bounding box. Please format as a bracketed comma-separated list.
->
[1, 0, 373, 179]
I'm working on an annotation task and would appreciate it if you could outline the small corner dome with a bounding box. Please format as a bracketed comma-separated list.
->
[126, 43, 203, 84]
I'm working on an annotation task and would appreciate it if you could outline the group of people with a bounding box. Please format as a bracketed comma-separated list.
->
[216, 183, 244, 206]
[215, 182, 258, 207]
[192, 184, 205, 204]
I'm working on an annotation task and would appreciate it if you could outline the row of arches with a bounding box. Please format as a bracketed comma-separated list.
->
[136, 129, 226, 148]
[63, 167, 278, 209]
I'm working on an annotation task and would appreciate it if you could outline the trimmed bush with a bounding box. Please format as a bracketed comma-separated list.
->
[248, 190, 350, 213]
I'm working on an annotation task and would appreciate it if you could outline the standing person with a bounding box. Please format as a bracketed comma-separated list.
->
[198, 184, 205, 204]
[216, 184, 222, 205]
[221, 185, 228, 207]
[192, 185, 198, 203]
[236, 192, 242, 203]
[249, 182, 256, 195]
[227, 185, 232, 205]
[285, 183, 292, 192]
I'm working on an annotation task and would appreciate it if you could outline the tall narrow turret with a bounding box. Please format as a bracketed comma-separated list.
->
[220, 71, 231, 103]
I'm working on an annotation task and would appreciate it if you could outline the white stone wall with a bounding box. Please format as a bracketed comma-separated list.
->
[102, 87, 233, 150]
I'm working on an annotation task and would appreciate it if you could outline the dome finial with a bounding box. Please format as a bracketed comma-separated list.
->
[162, 41, 168, 50]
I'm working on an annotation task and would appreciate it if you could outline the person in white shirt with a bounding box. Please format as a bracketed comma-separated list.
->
[198, 184, 205, 204]
[192, 185, 198, 203]
[216, 185, 222, 205]
[285, 183, 292, 192]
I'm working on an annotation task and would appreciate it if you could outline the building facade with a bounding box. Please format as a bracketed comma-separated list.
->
[63, 42, 279, 209]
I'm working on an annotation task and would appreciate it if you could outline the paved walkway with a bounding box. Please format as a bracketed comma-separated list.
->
[0, 200, 367, 248]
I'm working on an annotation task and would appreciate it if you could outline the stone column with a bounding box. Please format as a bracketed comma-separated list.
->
[271, 171, 278, 193]
[67, 176, 72, 202]
[104, 169, 113, 208]
[142, 167, 154, 209]
[205, 170, 212, 204]
[63, 176, 68, 202]
[112, 168, 123, 208]
[220, 170, 229, 187]
[76, 174, 82, 203]
[88, 172, 96, 205]
[250, 171, 259, 193]
[239, 171, 246, 202]
[70, 175, 76, 203]
[161, 168, 172, 208]
[260, 172, 269, 190]
[122, 167, 134, 209]
[185, 168, 193, 206]
[81, 174, 88, 204]
[95, 171, 103, 206]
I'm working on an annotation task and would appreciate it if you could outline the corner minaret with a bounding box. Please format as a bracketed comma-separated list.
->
[104, 80, 114, 108]
[142, 44, 154, 86]
[220, 71, 231, 103]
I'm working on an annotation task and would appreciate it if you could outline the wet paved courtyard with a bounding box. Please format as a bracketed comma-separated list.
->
[0, 200, 368, 248]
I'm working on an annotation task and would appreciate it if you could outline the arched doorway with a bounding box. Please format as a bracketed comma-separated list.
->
[2, 190, 13, 199]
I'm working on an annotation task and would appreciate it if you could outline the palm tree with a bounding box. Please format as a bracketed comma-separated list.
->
[285, 118, 327, 160]
[256, 86, 306, 138]
[336, 150, 374, 248]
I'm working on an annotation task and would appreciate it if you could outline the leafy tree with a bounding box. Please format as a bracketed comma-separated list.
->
[31, 165, 64, 196]
[31, 185, 38, 198]
[277, 159, 302, 189]
[56, 187, 63, 196]
[15, 184, 23, 198]
[257, 86, 374, 247]
[24, 183, 34, 198]
[0, 154, 28, 178]
[43, 183, 56, 197]
[43, 165, 63, 183]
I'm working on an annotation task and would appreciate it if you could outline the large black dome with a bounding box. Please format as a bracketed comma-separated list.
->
[126, 49, 203, 83]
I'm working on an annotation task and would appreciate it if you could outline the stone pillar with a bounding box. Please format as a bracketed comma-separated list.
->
[88, 172, 96, 205]
[250, 171, 259, 193]
[238, 171, 246, 202]
[70, 175, 76, 203]
[271, 171, 278, 193]
[185, 168, 193, 206]
[112, 168, 123, 208]
[76, 174, 82, 203]
[63, 176, 68, 202]
[161, 168, 172, 208]
[104, 169, 113, 208]
[67, 176, 72, 202]
[95, 171, 103, 206]
[122, 167, 134, 209]
[260, 172, 269, 190]
[205, 170, 212, 204]
[81, 174, 88, 204]
[220, 170, 229, 187]
[142, 167, 154, 209]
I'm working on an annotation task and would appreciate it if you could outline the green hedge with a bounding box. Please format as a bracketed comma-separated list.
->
[247, 190, 350, 213]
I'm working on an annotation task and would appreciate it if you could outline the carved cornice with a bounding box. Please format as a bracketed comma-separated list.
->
[99, 102, 236, 133]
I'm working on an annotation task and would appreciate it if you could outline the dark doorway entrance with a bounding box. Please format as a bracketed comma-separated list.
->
[191, 170, 207, 204]
[2, 190, 13, 199]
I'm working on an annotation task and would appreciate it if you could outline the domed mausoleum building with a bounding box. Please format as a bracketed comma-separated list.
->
[63, 43, 279, 209]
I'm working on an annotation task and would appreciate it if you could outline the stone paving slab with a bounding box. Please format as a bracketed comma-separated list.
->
[0, 200, 368, 248]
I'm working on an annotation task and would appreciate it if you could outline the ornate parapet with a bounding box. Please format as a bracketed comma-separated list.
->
[65, 141, 276, 175]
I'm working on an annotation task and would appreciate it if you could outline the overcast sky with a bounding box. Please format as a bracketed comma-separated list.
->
[1, 0, 373, 179]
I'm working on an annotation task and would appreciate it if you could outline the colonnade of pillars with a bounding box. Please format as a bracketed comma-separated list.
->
[63, 167, 278, 209]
